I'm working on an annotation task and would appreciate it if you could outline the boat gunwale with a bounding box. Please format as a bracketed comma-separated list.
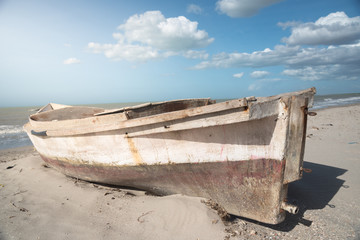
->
[27, 98, 249, 136]
[25, 88, 316, 137]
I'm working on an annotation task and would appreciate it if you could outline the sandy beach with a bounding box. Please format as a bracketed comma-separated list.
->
[1, 104, 359, 240]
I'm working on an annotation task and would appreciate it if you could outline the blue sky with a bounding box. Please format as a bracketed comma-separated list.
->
[0, 0, 360, 107]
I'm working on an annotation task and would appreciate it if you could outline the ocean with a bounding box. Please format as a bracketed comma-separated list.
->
[1, 93, 360, 150]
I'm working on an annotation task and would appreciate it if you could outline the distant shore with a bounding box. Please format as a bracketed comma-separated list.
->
[0, 104, 359, 240]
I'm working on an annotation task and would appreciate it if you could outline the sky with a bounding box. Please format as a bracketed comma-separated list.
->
[0, 0, 360, 107]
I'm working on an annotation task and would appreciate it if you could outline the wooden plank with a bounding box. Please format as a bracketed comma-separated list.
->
[38, 98, 248, 137]
[29, 111, 128, 131]
[95, 98, 214, 116]
[283, 96, 308, 183]
[126, 107, 249, 137]
[256, 87, 316, 107]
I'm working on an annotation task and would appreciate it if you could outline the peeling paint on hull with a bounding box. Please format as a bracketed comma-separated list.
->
[40, 154, 286, 224]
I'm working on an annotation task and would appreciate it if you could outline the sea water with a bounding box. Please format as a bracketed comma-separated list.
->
[0, 103, 140, 150]
[1, 93, 359, 150]
[0, 106, 38, 150]
[312, 93, 360, 109]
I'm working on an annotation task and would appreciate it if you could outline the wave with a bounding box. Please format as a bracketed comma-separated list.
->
[0, 125, 31, 150]
[0, 125, 25, 135]
[314, 96, 360, 109]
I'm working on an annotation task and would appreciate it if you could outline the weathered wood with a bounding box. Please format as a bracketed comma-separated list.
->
[24, 88, 316, 225]
[31, 98, 248, 137]
[283, 96, 310, 183]
[126, 107, 249, 137]
[95, 98, 215, 117]
[36, 103, 71, 113]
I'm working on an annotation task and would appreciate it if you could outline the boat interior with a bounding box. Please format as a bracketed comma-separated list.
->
[30, 99, 216, 122]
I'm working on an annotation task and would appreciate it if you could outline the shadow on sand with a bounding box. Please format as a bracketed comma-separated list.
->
[232, 161, 348, 231]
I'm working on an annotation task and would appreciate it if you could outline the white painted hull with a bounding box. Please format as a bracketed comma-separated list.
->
[24, 88, 316, 224]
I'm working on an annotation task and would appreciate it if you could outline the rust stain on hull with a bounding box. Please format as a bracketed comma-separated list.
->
[126, 137, 144, 165]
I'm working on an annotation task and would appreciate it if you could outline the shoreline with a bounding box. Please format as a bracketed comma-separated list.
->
[311, 102, 360, 111]
[0, 146, 36, 163]
[1, 104, 359, 239]
[1, 103, 359, 153]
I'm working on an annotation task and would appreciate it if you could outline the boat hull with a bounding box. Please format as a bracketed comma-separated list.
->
[40, 154, 286, 224]
[24, 88, 316, 224]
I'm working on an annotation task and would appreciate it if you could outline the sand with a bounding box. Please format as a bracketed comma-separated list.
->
[0, 104, 359, 240]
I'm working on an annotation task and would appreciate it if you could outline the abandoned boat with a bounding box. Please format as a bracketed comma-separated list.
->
[24, 88, 316, 224]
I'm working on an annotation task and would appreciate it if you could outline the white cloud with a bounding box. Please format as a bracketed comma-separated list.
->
[119, 11, 213, 51]
[183, 50, 209, 59]
[88, 42, 161, 62]
[187, 4, 202, 14]
[194, 45, 300, 69]
[233, 72, 244, 78]
[89, 11, 213, 62]
[216, 0, 284, 18]
[194, 11, 360, 82]
[250, 70, 270, 78]
[281, 12, 360, 45]
[282, 64, 360, 81]
[63, 58, 80, 65]
[194, 43, 360, 81]
[282, 67, 326, 81]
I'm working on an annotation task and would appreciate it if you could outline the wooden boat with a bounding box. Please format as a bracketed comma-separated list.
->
[24, 88, 316, 224]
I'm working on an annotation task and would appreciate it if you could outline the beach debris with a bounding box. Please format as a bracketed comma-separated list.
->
[212, 219, 219, 224]
[308, 112, 317, 116]
[20, 207, 29, 212]
[42, 163, 50, 168]
[11, 202, 29, 212]
[249, 229, 257, 235]
[348, 142, 358, 144]
[13, 190, 27, 196]
[228, 221, 274, 239]
[301, 168, 312, 173]
[223, 219, 249, 239]
[106, 222, 111, 230]
[137, 211, 154, 223]
[6, 164, 16, 169]
[124, 191, 138, 196]
[201, 199, 230, 223]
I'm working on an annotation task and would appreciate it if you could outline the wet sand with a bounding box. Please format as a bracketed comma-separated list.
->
[0, 104, 359, 240]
